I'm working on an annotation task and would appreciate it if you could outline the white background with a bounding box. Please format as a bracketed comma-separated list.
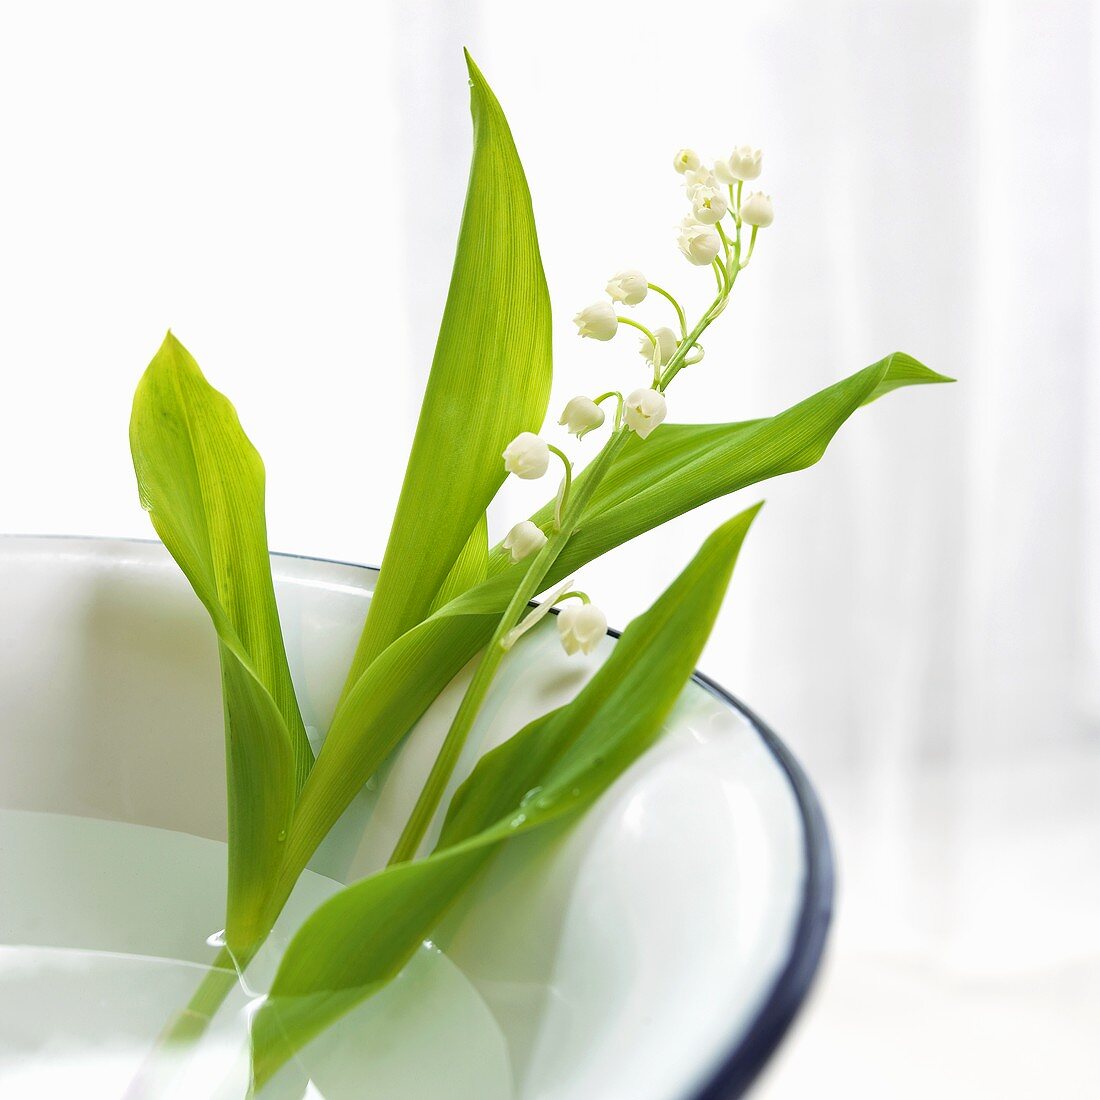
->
[1, 1, 1097, 1096]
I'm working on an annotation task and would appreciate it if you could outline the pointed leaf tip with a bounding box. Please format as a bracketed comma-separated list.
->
[463, 48, 483, 84]
[334, 43, 550, 692]
[892, 351, 953, 383]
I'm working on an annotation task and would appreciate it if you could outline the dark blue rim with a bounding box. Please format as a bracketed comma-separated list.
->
[591, 621, 834, 1099]
[686, 672, 834, 1099]
[2, 535, 835, 1096]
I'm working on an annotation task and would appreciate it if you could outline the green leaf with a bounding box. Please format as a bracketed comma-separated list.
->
[129, 331, 310, 947]
[274, 350, 948, 916]
[499, 351, 953, 587]
[428, 513, 488, 615]
[249, 506, 760, 1086]
[340, 51, 552, 689]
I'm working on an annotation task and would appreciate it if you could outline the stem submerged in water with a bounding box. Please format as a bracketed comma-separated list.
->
[122, 946, 250, 1099]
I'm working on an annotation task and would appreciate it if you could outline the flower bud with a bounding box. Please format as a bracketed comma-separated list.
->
[503, 519, 547, 563]
[624, 387, 668, 440]
[672, 148, 701, 174]
[502, 432, 550, 479]
[740, 191, 774, 228]
[729, 145, 763, 181]
[677, 221, 721, 266]
[638, 325, 679, 367]
[683, 165, 716, 197]
[558, 396, 605, 439]
[605, 269, 648, 306]
[557, 602, 607, 656]
[573, 300, 618, 341]
[691, 185, 728, 225]
[713, 158, 737, 185]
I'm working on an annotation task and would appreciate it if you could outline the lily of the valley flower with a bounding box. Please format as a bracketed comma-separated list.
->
[672, 148, 701, 174]
[638, 325, 679, 367]
[558, 396, 605, 439]
[729, 145, 763, 181]
[740, 191, 774, 227]
[557, 602, 608, 656]
[677, 219, 721, 266]
[683, 165, 716, 197]
[692, 185, 728, 225]
[573, 300, 618, 341]
[713, 158, 736, 185]
[624, 387, 668, 439]
[503, 519, 547, 563]
[605, 269, 648, 306]
[503, 432, 550, 479]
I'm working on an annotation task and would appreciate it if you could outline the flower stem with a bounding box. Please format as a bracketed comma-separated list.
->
[592, 390, 624, 429]
[122, 945, 255, 1099]
[717, 221, 733, 265]
[547, 444, 573, 528]
[389, 245, 742, 865]
[387, 428, 632, 866]
[503, 580, 580, 646]
[740, 225, 759, 268]
[615, 314, 658, 345]
[711, 258, 726, 294]
[659, 283, 730, 391]
[556, 590, 590, 604]
[646, 282, 687, 339]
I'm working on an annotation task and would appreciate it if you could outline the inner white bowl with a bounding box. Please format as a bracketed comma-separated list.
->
[0, 536, 832, 1099]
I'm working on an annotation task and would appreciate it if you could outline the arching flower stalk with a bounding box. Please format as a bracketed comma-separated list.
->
[392, 143, 775, 864]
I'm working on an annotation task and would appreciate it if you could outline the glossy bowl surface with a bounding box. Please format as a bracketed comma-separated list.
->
[0, 536, 832, 1099]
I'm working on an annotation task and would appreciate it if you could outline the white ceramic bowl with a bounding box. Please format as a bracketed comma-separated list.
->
[0, 536, 832, 1099]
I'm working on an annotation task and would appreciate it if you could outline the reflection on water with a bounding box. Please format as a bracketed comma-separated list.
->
[0, 810, 511, 1099]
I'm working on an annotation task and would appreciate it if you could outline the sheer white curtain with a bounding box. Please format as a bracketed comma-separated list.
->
[391, 4, 1099, 1094]
[1, 2, 1095, 1093]
[386, 0, 1096, 770]
[4, 0, 1090, 763]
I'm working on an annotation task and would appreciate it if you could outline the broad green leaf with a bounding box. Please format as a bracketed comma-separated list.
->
[273, 350, 949, 915]
[428, 512, 488, 614]
[341, 51, 552, 690]
[250, 506, 760, 1085]
[498, 351, 953, 588]
[129, 332, 310, 947]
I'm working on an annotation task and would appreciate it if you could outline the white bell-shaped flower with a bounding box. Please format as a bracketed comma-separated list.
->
[605, 269, 648, 306]
[638, 325, 680, 367]
[713, 157, 737, 185]
[683, 165, 716, 197]
[624, 387, 668, 439]
[672, 148, 701, 174]
[502, 519, 548, 563]
[729, 145, 763, 181]
[677, 221, 721, 266]
[502, 432, 550, 479]
[740, 191, 774, 227]
[557, 602, 607, 656]
[558, 396, 605, 439]
[692, 185, 728, 225]
[573, 299, 618, 341]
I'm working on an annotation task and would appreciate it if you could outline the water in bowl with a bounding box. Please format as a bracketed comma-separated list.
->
[0, 809, 512, 1099]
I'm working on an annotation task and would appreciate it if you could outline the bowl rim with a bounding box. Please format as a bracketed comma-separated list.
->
[1, 533, 834, 1099]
